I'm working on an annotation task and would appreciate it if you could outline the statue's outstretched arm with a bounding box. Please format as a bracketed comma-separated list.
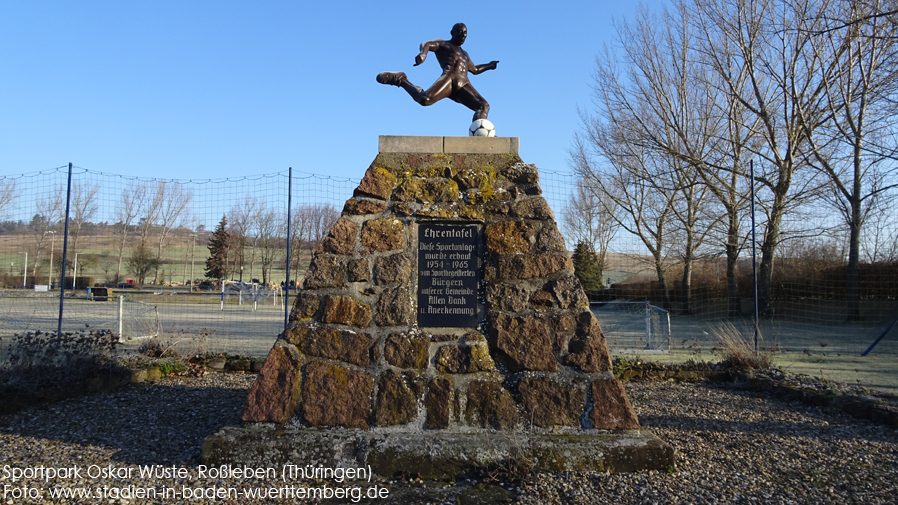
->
[469, 60, 499, 75]
[414, 39, 443, 66]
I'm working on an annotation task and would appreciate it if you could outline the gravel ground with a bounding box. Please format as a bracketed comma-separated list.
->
[1, 371, 896, 504]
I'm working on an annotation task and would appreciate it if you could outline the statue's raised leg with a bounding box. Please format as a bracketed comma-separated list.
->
[450, 84, 490, 121]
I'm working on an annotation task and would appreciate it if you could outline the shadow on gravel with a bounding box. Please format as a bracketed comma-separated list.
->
[0, 381, 249, 466]
[639, 386, 897, 444]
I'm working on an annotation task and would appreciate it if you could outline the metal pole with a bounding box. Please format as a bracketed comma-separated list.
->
[48, 231, 55, 287]
[118, 295, 124, 341]
[22, 252, 27, 288]
[190, 233, 196, 293]
[750, 160, 760, 354]
[57, 162, 73, 341]
[72, 252, 78, 290]
[284, 167, 293, 329]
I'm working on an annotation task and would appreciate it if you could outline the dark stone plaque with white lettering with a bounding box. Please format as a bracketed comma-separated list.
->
[417, 222, 480, 327]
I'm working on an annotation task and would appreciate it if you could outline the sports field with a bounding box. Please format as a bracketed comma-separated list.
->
[2, 290, 896, 393]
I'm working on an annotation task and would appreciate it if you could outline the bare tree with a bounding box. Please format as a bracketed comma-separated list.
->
[137, 183, 165, 249]
[575, 2, 723, 312]
[562, 180, 620, 275]
[572, 135, 678, 307]
[694, 0, 836, 313]
[114, 182, 146, 283]
[861, 189, 898, 261]
[30, 186, 64, 278]
[0, 179, 15, 216]
[289, 207, 313, 283]
[229, 197, 262, 282]
[151, 181, 192, 282]
[66, 182, 100, 265]
[286, 204, 339, 284]
[797, 0, 898, 319]
[308, 204, 340, 251]
[257, 209, 285, 285]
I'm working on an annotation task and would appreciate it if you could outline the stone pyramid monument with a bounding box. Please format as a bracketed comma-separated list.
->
[204, 137, 673, 477]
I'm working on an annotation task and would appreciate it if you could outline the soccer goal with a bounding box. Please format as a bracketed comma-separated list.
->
[221, 280, 283, 311]
[591, 300, 671, 353]
[117, 296, 161, 341]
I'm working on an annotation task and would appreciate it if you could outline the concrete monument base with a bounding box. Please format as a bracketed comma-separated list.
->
[203, 426, 675, 480]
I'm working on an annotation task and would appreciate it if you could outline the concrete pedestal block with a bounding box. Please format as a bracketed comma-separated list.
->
[378, 135, 520, 154]
[203, 426, 675, 480]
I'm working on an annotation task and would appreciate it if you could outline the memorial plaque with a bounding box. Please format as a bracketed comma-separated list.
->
[417, 222, 480, 327]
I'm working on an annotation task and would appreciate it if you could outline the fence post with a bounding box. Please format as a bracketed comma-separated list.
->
[284, 167, 292, 329]
[750, 159, 760, 354]
[118, 295, 124, 341]
[56, 162, 73, 344]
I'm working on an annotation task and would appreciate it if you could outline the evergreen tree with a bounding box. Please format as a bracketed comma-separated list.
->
[572, 241, 603, 295]
[205, 215, 230, 280]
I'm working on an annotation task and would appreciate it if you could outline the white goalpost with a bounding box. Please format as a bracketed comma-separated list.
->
[220, 280, 283, 311]
[591, 300, 672, 353]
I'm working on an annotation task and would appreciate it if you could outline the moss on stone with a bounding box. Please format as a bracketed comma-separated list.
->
[393, 178, 460, 204]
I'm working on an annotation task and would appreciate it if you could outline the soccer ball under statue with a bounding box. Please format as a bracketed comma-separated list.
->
[468, 119, 496, 137]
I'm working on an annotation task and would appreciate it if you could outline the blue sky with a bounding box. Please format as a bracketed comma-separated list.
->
[1, 0, 665, 182]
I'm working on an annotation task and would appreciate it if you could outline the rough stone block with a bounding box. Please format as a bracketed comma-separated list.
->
[375, 370, 418, 426]
[508, 197, 554, 220]
[343, 198, 388, 216]
[502, 162, 539, 184]
[241, 346, 302, 423]
[375, 286, 412, 326]
[565, 311, 612, 372]
[484, 221, 535, 254]
[383, 333, 429, 369]
[424, 378, 451, 429]
[393, 178, 460, 204]
[485, 283, 531, 313]
[550, 276, 590, 308]
[285, 325, 371, 367]
[321, 295, 372, 327]
[492, 254, 573, 282]
[288, 292, 319, 322]
[301, 361, 373, 429]
[373, 253, 412, 285]
[361, 218, 407, 252]
[590, 379, 640, 430]
[355, 166, 397, 200]
[347, 258, 371, 282]
[302, 254, 346, 289]
[464, 380, 518, 430]
[491, 313, 557, 372]
[465, 343, 496, 372]
[519, 377, 584, 427]
[319, 217, 357, 255]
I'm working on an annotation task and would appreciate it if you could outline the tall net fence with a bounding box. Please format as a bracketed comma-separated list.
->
[543, 169, 898, 361]
[2, 164, 897, 369]
[0, 166, 355, 356]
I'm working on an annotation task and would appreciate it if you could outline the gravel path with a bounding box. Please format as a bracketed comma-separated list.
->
[1, 372, 896, 504]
